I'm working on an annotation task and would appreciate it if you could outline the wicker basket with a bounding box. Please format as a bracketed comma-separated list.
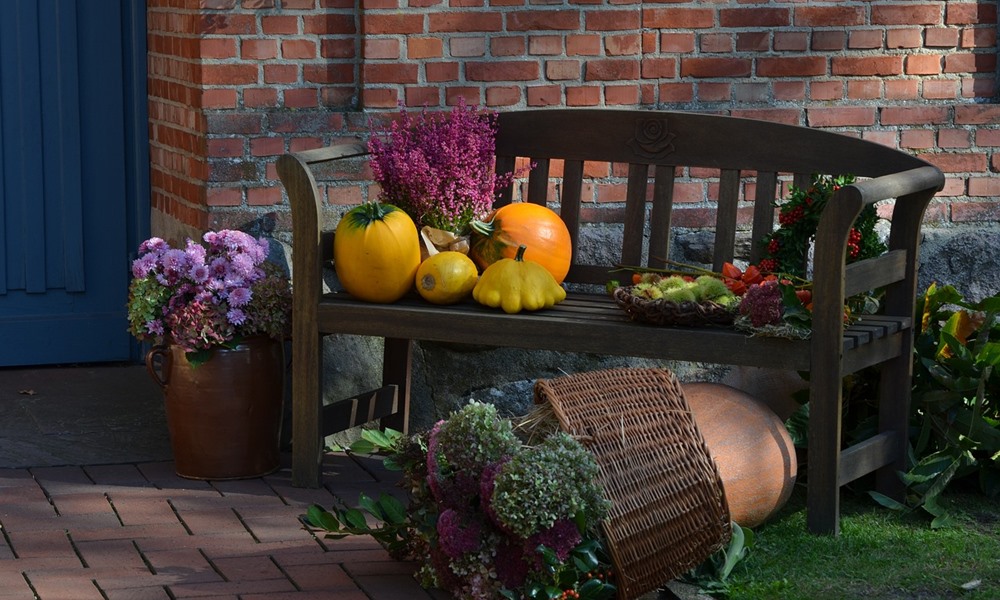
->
[534, 368, 731, 600]
[613, 286, 736, 327]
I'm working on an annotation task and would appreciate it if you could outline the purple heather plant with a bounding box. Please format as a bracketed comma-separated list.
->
[127, 230, 291, 357]
[367, 99, 517, 233]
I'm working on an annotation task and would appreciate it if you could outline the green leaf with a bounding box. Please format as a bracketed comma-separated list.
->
[348, 438, 375, 454]
[342, 508, 369, 530]
[304, 504, 343, 532]
[378, 493, 408, 525]
[868, 491, 909, 511]
[357, 493, 384, 520]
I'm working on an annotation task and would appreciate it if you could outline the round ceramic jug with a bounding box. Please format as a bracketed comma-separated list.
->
[146, 336, 284, 480]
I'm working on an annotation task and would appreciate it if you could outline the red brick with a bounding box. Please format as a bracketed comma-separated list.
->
[363, 14, 424, 35]
[700, 33, 733, 53]
[303, 13, 356, 34]
[208, 137, 243, 158]
[831, 56, 903, 76]
[952, 201, 1000, 222]
[924, 152, 989, 173]
[605, 84, 639, 105]
[446, 87, 482, 106]
[944, 52, 997, 74]
[466, 61, 539, 81]
[925, 27, 960, 47]
[426, 62, 459, 82]
[795, 6, 865, 27]
[963, 77, 998, 99]
[774, 81, 806, 101]
[881, 106, 949, 125]
[361, 87, 399, 108]
[939, 129, 973, 149]
[955, 104, 1000, 124]
[681, 57, 751, 78]
[906, 54, 942, 75]
[946, 2, 998, 25]
[490, 36, 524, 56]
[757, 56, 825, 77]
[886, 28, 922, 49]
[901, 129, 935, 149]
[773, 31, 807, 51]
[320, 39, 355, 59]
[975, 129, 1000, 146]
[643, 8, 714, 29]
[364, 38, 400, 59]
[363, 63, 419, 83]
[264, 65, 299, 83]
[567, 34, 602, 55]
[658, 82, 693, 103]
[923, 79, 958, 99]
[606, 33, 641, 56]
[660, 32, 695, 53]
[862, 129, 898, 149]
[810, 81, 843, 101]
[303, 64, 354, 84]
[507, 10, 580, 31]
[566, 85, 601, 106]
[242, 39, 277, 60]
[885, 79, 919, 99]
[261, 15, 299, 34]
[872, 4, 942, 26]
[527, 84, 562, 106]
[201, 63, 258, 85]
[200, 38, 236, 59]
[847, 79, 882, 100]
[282, 39, 317, 59]
[586, 9, 641, 31]
[202, 88, 238, 109]
[812, 30, 845, 51]
[405, 86, 439, 107]
[199, 14, 255, 35]
[961, 27, 997, 49]
[529, 35, 563, 55]
[806, 106, 876, 127]
[641, 57, 676, 79]
[720, 7, 790, 27]
[546, 59, 581, 80]
[848, 29, 882, 49]
[585, 58, 640, 80]
[733, 82, 767, 103]
[428, 12, 502, 32]
[736, 31, 769, 52]
[285, 87, 319, 107]
[407, 37, 442, 58]
[698, 82, 730, 102]
[486, 86, 522, 106]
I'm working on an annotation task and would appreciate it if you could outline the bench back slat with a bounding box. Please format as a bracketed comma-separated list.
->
[648, 164, 676, 270]
[749, 171, 779, 263]
[713, 168, 742, 271]
[560, 159, 585, 267]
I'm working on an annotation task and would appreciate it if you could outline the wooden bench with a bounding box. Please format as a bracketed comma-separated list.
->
[276, 108, 944, 535]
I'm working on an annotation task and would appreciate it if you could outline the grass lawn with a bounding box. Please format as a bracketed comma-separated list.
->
[717, 483, 999, 599]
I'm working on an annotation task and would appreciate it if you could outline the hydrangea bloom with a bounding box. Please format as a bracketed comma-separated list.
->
[126, 229, 291, 354]
[739, 279, 785, 327]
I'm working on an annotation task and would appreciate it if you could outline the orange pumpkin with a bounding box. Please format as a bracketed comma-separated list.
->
[469, 203, 572, 284]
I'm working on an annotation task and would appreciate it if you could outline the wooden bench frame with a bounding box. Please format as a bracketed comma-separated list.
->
[277, 108, 944, 535]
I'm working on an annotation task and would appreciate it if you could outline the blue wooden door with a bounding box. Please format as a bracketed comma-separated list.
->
[0, 0, 148, 366]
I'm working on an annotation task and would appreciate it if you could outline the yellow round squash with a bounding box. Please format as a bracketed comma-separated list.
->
[415, 251, 479, 305]
[334, 202, 420, 303]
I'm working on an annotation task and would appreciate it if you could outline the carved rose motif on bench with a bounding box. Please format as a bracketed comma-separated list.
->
[628, 118, 676, 159]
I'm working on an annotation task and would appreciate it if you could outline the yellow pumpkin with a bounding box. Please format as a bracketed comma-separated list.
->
[472, 245, 567, 314]
[334, 202, 420, 303]
[415, 251, 479, 305]
[469, 202, 572, 284]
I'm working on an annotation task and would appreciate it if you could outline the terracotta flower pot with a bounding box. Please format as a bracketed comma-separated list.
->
[146, 336, 284, 480]
[683, 382, 797, 528]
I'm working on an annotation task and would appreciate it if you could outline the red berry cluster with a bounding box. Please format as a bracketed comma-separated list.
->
[847, 228, 861, 258]
[778, 205, 805, 226]
[758, 258, 778, 273]
[767, 238, 780, 255]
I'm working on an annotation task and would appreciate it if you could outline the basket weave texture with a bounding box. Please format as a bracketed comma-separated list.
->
[612, 286, 736, 327]
[534, 368, 731, 600]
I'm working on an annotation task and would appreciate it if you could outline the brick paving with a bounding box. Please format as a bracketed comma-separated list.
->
[0, 453, 450, 600]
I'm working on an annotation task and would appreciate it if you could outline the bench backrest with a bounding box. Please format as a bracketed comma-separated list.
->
[491, 109, 931, 287]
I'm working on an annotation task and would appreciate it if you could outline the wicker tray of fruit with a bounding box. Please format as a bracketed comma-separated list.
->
[612, 274, 739, 327]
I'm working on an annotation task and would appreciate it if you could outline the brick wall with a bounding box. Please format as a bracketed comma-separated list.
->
[145, 0, 999, 238]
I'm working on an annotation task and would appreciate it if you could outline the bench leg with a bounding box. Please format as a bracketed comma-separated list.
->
[380, 337, 412, 434]
[875, 355, 911, 500]
[807, 371, 843, 535]
[292, 332, 323, 488]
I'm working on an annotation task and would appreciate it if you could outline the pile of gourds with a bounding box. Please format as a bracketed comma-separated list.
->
[333, 201, 571, 314]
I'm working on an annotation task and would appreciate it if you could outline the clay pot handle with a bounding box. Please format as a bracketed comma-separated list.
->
[145, 345, 171, 389]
